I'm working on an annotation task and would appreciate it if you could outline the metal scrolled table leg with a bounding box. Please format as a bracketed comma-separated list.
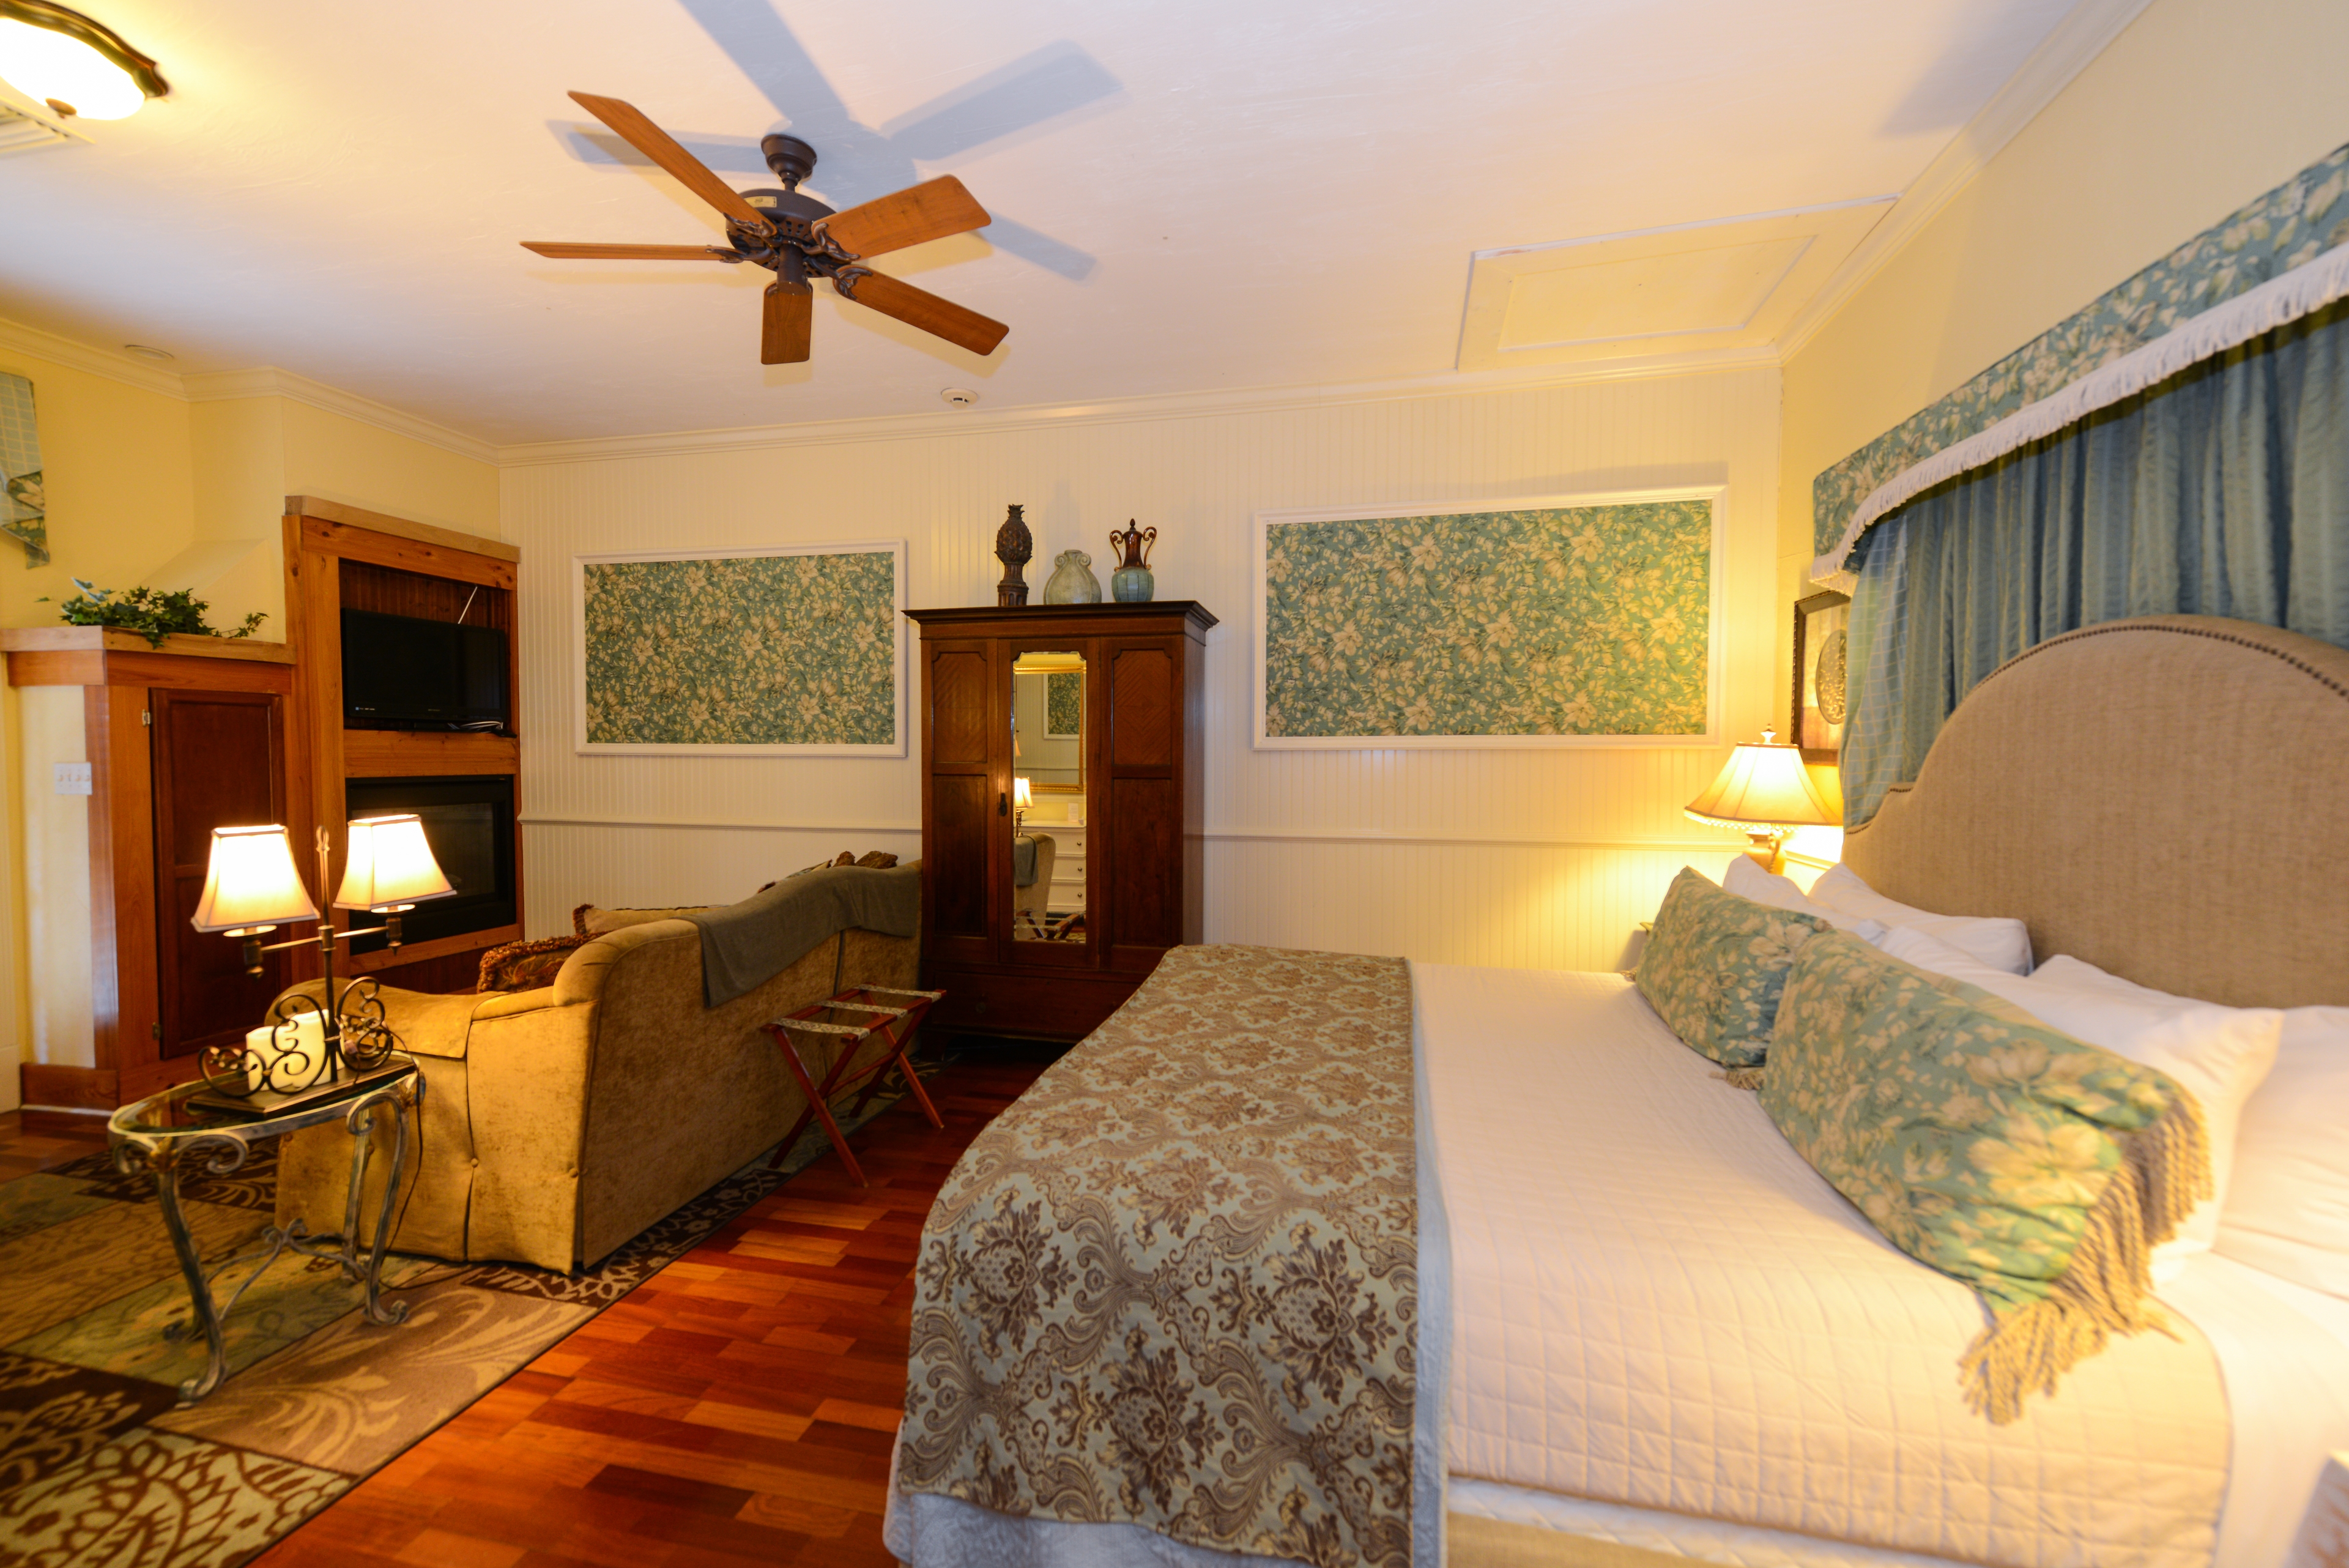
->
[119, 1132, 251, 1403]
[336, 1074, 421, 1326]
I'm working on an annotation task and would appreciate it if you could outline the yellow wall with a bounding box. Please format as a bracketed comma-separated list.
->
[279, 400, 500, 543]
[1779, 0, 2349, 664]
[0, 351, 500, 1111]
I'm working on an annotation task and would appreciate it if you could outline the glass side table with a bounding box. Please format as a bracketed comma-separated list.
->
[107, 1057, 425, 1403]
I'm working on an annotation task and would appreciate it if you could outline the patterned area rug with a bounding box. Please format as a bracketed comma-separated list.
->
[0, 1107, 894, 1568]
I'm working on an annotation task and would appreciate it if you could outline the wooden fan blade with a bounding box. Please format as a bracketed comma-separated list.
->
[763, 278, 813, 365]
[818, 176, 990, 259]
[834, 269, 1008, 356]
[522, 242, 738, 260]
[568, 91, 772, 232]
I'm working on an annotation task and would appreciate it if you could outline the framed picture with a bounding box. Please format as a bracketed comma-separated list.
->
[1792, 589, 1850, 763]
[572, 540, 907, 756]
[1252, 488, 1725, 749]
[1045, 671, 1083, 737]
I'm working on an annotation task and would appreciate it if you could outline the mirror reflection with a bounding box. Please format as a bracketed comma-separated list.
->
[1012, 652, 1085, 943]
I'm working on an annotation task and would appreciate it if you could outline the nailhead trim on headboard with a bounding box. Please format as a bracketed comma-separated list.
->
[1987, 619, 2349, 706]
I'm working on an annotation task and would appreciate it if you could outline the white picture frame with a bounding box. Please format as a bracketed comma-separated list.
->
[1252, 487, 1726, 751]
[572, 538, 908, 757]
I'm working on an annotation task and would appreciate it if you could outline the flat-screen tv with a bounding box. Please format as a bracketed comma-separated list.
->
[341, 609, 510, 732]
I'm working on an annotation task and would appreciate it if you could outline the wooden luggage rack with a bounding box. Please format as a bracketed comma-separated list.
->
[761, 985, 944, 1184]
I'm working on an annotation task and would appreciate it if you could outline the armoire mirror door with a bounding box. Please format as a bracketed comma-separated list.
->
[1006, 645, 1093, 968]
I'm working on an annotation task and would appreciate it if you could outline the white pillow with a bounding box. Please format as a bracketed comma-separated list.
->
[1808, 863, 2034, 975]
[2033, 956, 2349, 1299]
[1721, 857, 1888, 940]
[1876, 930, 2282, 1281]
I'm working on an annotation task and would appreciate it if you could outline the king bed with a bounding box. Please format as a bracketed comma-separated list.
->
[885, 614, 2349, 1568]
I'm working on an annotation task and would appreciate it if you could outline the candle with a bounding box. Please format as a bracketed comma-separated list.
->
[242, 1013, 329, 1093]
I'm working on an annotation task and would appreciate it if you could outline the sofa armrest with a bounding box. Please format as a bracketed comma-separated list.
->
[272, 980, 481, 1061]
[472, 986, 564, 1021]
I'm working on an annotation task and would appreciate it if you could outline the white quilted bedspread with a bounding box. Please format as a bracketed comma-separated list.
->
[1417, 963, 2230, 1568]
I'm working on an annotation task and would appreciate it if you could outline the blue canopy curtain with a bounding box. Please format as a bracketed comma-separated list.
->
[1841, 297, 2349, 826]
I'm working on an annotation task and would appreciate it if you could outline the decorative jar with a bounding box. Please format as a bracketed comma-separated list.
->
[1044, 549, 1102, 604]
[1108, 521, 1157, 603]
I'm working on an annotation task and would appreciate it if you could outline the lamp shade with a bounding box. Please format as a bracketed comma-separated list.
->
[1013, 776, 1033, 812]
[334, 814, 455, 911]
[0, 3, 168, 121]
[1685, 731, 1837, 831]
[190, 825, 321, 934]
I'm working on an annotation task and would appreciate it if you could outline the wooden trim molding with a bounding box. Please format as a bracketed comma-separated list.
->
[284, 496, 519, 563]
[21, 1063, 117, 1112]
[343, 729, 519, 777]
[343, 924, 524, 976]
[1, 628, 295, 662]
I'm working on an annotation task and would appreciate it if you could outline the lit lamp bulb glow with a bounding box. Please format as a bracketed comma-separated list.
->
[1683, 728, 1837, 871]
[335, 814, 454, 913]
[0, 17, 141, 117]
[0, 4, 166, 121]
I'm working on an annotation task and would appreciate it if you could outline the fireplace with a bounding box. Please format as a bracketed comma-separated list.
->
[343, 775, 516, 949]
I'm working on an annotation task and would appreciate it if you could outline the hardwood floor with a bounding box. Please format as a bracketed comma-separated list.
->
[0, 1055, 1047, 1568]
[258, 1053, 1045, 1568]
[0, 1107, 109, 1180]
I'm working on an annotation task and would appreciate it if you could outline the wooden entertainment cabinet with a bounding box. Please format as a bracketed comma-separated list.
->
[283, 497, 524, 994]
[5, 498, 522, 1110]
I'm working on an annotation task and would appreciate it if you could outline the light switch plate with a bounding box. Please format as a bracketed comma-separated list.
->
[53, 761, 92, 795]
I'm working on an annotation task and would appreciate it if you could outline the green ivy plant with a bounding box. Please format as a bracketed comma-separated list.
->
[37, 579, 268, 648]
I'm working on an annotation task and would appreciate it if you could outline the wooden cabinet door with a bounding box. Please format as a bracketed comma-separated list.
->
[151, 688, 288, 1061]
[1101, 637, 1182, 970]
[921, 638, 1001, 969]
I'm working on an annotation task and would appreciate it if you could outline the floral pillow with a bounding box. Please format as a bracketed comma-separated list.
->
[478, 934, 588, 994]
[1762, 929, 2211, 1423]
[1633, 866, 1832, 1069]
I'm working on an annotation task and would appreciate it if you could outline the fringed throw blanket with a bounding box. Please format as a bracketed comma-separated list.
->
[898, 945, 1418, 1568]
[1763, 931, 2211, 1424]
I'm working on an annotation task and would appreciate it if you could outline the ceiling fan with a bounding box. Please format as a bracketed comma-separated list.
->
[524, 92, 1008, 365]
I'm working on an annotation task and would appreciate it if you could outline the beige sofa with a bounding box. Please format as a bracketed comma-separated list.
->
[273, 920, 918, 1272]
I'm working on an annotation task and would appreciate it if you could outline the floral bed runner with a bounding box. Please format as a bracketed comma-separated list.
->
[897, 944, 1419, 1568]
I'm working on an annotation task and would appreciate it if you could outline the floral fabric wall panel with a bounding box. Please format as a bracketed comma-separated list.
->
[1258, 494, 1716, 746]
[0, 373, 47, 567]
[576, 544, 903, 752]
[1045, 671, 1082, 736]
[1813, 143, 2349, 557]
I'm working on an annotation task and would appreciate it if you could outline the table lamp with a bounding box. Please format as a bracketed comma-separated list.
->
[1012, 775, 1033, 833]
[1683, 728, 1837, 871]
[189, 816, 453, 1104]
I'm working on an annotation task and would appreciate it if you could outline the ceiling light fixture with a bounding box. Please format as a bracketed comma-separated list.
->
[0, 1, 165, 121]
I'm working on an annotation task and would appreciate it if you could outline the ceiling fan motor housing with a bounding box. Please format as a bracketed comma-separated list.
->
[760, 133, 818, 188]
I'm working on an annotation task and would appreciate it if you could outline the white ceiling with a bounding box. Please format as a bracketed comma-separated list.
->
[0, 0, 2088, 445]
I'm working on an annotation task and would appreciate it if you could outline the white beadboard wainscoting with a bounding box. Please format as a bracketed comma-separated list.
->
[505, 367, 1776, 968]
[522, 816, 1739, 974]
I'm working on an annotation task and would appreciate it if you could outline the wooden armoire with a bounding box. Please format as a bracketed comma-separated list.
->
[908, 601, 1214, 1041]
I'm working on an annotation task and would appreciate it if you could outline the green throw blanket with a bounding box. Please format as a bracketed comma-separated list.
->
[685, 864, 921, 1007]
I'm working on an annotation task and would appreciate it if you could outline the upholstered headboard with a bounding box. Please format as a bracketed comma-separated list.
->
[1842, 615, 2349, 1008]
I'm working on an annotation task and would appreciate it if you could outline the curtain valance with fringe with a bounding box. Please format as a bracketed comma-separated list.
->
[1838, 277, 2349, 828]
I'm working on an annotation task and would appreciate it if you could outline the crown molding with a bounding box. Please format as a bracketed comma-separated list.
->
[497, 344, 1781, 467]
[0, 315, 185, 396]
[1775, 0, 2156, 360]
[0, 317, 500, 466]
[10, 321, 1775, 476]
[183, 367, 499, 466]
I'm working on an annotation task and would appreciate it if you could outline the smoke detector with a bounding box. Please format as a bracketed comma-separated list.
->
[940, 387, 979, 407]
